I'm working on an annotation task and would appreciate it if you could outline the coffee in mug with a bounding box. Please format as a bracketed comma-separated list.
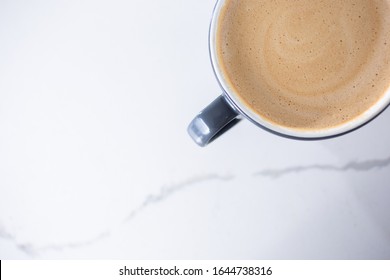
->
[188, 0, 390, 146]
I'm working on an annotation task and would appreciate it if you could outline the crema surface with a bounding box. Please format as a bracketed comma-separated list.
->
[217, 0, 390, 130]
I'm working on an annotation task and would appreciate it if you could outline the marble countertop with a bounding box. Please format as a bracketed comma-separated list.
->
[1, 0, 390, 259]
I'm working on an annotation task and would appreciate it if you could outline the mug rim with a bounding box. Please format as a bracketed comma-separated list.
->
[209, 0, 390, 139]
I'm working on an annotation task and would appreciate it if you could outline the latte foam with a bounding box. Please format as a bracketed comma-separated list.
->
[217, 0, 390, 130]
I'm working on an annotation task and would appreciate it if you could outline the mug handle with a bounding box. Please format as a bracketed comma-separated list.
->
[188, 95, 241, 147]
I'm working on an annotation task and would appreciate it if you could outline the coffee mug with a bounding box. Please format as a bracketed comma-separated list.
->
[188, 0, 390, 147]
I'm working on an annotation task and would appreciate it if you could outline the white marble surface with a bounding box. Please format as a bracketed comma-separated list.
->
[1, 0, 390, 259]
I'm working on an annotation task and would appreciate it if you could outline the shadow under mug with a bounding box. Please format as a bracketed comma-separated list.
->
[188, 0, 390, 147]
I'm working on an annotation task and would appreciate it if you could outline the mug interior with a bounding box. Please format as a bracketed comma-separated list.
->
[209, 0, 390, 139]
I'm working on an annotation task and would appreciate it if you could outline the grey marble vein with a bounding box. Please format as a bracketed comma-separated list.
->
[0, 226, 109, 257]
[124, 173, 234, 221]
[254, 156, 390, 179]
[0, 173, 234, 257]
[37, 231, 111, 253]
[0, 225, 35, 256]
